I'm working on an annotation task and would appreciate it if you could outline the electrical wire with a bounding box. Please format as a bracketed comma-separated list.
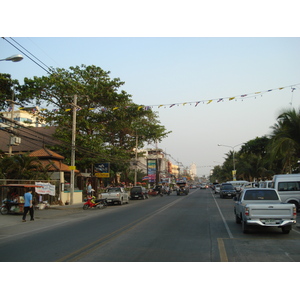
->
[9, 37, 53, 72]
[2, 37, 52, 75]
[1, 37, 185, 168]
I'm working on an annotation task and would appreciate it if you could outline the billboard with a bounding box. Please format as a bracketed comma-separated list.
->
[94, 163, 110, 178]
[147, 159, 157, 183]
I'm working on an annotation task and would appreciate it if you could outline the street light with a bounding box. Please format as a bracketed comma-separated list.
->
[0, 54, 23, 62]
[1, 53, 24, 155]
[218, 143, 244, 180]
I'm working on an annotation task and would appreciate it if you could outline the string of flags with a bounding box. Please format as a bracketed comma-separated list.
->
[13, 83, 300, 114]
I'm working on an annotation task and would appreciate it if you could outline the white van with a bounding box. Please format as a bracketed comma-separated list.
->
[272, 174, 300, 211]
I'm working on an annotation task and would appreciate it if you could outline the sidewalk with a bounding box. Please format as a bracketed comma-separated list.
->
[0, 203, 84, 228]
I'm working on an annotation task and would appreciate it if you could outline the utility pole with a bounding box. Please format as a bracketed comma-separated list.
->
[8, 99, 14, 157]
[8, 90, 17, 157]
[70, 95, 77, 205]
[134, 134, 138, 186]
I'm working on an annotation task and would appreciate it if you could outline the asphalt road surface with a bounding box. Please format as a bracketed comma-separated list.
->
[1, 188, 300, 262]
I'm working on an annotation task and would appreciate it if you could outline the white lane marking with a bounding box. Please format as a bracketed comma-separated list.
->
[211, 191, 234, 239]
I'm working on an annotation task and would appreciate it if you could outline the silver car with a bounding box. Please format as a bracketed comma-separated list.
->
[214, 184, 221, 194]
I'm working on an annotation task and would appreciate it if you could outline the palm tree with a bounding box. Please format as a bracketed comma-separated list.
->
[268, 108, 300, 173]
[0, 154, 51, 180]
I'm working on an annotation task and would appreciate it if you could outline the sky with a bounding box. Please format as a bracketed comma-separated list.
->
[1, 2, 300, 178]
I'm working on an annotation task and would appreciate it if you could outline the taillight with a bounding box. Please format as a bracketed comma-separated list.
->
[245, 207, 249, 216]
[293, 206, 297, 217]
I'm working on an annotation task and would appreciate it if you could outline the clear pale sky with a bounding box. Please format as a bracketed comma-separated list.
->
[1, 3, 300, 178]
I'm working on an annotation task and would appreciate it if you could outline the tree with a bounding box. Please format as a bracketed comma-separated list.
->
[0, 73, 27, 111]
[18, 65, 170, 174]
[0, 154, 51, 180]
[237, 136, 273, 181]
[268, 108, 300, 173]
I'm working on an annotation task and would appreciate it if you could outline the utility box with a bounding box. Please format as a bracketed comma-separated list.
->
[10, 136, 21, 145]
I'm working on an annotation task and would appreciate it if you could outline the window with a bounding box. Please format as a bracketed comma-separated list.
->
[244, 190, 279, 200]
[278, 181, 300, 191]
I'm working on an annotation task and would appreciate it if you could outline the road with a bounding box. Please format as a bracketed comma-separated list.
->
[1, 188, 300, 262]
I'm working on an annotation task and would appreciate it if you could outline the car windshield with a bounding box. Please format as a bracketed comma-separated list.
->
[131, 187, 141, 192]
[222, 184, 234, 189]
[244, 190, 279, 200]
[106, 188, 121, 192]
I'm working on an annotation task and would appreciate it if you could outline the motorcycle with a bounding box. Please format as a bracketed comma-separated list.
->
[83, 196, 107, 210]
[1, 199, 24, 215]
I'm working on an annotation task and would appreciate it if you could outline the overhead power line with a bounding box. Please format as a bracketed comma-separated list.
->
[2, 37, 52, 75]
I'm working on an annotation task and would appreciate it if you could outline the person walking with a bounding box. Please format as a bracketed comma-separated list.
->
[22, 188, 34, 222]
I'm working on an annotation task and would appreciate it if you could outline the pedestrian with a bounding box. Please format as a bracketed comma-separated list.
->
[22, 188, 34, 222]
[87, 182, 92, 196]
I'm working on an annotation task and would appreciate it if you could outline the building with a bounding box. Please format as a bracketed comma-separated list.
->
[130, 147, 180, 184]
[189, 163, 197, 180]
[0, 106, 45, 128]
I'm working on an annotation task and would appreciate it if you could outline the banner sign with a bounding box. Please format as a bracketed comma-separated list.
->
[147, 159, 157, 183]
[94, 163, 110, 178]
[35, 182, 56, 196]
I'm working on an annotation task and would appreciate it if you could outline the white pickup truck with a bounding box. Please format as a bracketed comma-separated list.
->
[234, 188, 296, 234]
[99, 187, 129, 205]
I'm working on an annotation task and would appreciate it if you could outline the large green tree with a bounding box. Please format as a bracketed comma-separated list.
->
[237, 136, 274, 181]
[267, 108, 300, 173]
[18, 65, 170, 175]
[0, 73, 27, 111]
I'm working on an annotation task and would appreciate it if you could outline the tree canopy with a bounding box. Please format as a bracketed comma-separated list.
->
[210, 108, 300, 183]
[17, 65, 170, 175]
[0, 73, 27, 111]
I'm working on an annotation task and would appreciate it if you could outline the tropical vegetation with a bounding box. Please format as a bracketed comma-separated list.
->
[0, 65, 170, 182]
[210, 108, 300, 183]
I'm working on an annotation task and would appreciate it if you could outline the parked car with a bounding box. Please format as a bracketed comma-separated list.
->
[214, 184, 221, 194]
[130, 186, 149, 200]
[220, 183, 236, 198]
[234, 188, 296, 234]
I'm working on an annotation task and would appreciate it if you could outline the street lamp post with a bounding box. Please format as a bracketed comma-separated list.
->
[218, 143, 244, 181]
[0, 54, 23, 62]
[1, 54, 24, 156]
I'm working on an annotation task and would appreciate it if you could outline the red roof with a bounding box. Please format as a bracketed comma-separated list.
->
[29, 148, 65, 159]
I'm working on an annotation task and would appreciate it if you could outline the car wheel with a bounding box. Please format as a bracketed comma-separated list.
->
[242, 220, 249, 233]
[282, 226, 291, 234]
[235, 214, 241, 224]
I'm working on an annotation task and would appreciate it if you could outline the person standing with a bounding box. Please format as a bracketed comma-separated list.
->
[87, 182, 92, 196]
[22, 188, 34, 222]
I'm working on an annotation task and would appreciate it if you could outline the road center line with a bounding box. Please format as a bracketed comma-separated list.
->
[56, 196, 187, 262]
[217, 238, 229, 262]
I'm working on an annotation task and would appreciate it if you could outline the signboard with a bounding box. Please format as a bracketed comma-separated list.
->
[94, 163, 110, 178]
[147, 159, 157, 183]
[35, 182, 56, 196]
